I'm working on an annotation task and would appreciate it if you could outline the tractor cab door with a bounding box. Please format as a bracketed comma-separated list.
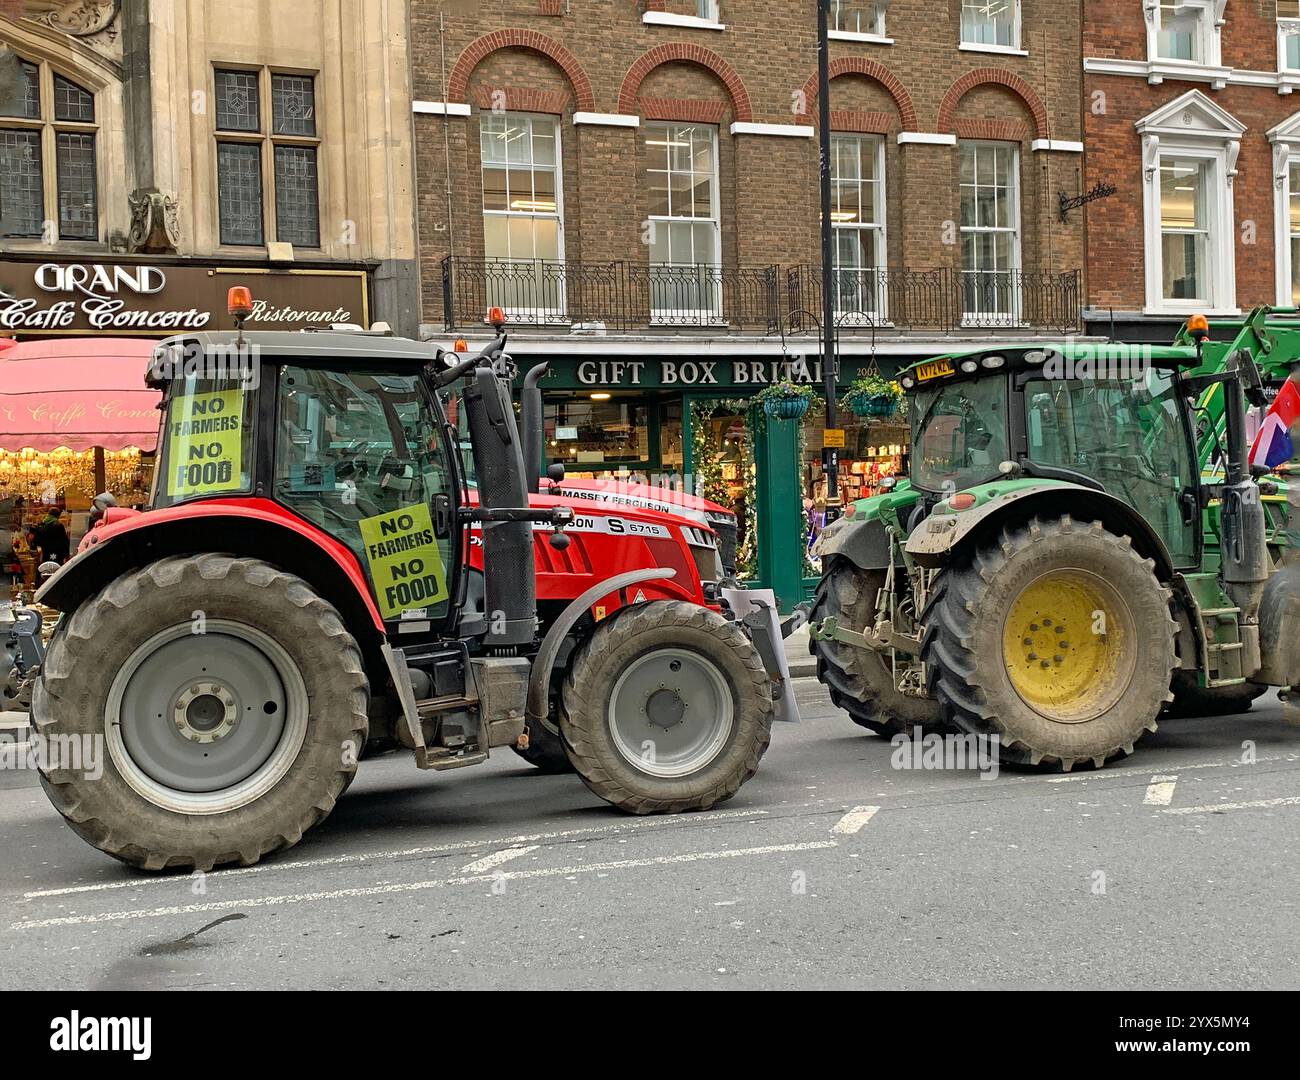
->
[272, 364, 463, 633]
[1021, 371, 1199, 567]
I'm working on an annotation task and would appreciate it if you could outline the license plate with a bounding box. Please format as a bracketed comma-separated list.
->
[915, 359, 955, 382]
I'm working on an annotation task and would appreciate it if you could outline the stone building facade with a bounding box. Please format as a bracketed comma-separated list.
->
[1, 0, 419, 335]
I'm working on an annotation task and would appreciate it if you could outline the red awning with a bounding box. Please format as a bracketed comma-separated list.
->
[0, 338, 162, 452]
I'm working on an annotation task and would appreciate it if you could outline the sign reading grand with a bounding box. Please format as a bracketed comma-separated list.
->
[0, 258, 368, 335]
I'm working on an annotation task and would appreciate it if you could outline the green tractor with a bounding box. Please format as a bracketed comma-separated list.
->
[810, 308, 1300, 769]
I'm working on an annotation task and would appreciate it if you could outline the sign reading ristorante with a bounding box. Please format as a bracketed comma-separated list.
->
[0, 257, 369, 335]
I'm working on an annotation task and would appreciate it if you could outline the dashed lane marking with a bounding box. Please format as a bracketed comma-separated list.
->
[9, 841, 840, 931]
[1143, 775, 1179, 806]
[831, 806, 880, 835]
[22, 807, 773, 900]
[459, 846, 539, 874]
[1163, 795, 1300, 816]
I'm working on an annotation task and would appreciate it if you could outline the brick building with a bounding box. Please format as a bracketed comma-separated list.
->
[1084, 0, 1300, 340]
[411, 1, 1086, 606]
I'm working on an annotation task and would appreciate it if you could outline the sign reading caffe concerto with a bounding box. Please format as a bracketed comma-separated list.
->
[0, 256, 371, 336]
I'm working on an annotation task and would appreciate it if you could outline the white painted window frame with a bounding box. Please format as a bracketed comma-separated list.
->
[959, 0, 1022, 53]
[479, 111, 567, 323]
[1268, 114, 1300, 305]
[1143, 1, 1227, 78]
[959, 140, 1023, 327]
[830, 132, 889, 325]
[1141, 141, 1236, 315]
[1279, 3, 1300, 75]
[828, 1, 891, 44]
[645, 121, 723, 324]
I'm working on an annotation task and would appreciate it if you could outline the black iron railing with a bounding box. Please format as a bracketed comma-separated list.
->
[441, 257, 780, 333]
[440, 256, 1082, 335]
[785, 265, 1083, 335]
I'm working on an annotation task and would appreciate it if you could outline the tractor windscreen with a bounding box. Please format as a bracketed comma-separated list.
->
[274, 366, 457, 625]
[911, 376, 1010, 494]
[153, 372, 257, 507]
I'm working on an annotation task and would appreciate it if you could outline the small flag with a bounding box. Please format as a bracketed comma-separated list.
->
[1249, 378, 1300, 470]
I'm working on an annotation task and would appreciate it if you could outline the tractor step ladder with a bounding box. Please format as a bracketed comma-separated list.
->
[1200, 605, 1248, 687]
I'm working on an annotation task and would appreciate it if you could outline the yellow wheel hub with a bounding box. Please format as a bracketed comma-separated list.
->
[1001, 569, 1136, 724]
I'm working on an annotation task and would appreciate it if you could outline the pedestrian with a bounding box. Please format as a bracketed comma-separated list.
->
[35, 508, 69, 565]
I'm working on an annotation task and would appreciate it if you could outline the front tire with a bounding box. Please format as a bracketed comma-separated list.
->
[922, 516, 1177, 769]
[560, 601, 772, 814]
[33, 555, 368, 871]
[811, 560, 944, 737]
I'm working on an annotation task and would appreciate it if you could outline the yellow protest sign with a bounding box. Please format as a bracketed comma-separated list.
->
[359, 503, 448, 619]
[165, 389, 246, 497]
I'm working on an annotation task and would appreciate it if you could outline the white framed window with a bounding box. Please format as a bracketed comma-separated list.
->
[1144, 1, 1225, 70]
[1279, 1, 1300, 73]
[1268, 114, 1300, 305]
[1137, 90, 1242, 314]
[829, 2, 888, 41]
[697, 1, 719, 20]
[645, 122, 721, 322]
[959, 141, 1021, 324]
[1158, 158, 1211, 302]
[480, 112, 565, 320]
[960, 1, 1021, 53]
[831, 133, 886, 322]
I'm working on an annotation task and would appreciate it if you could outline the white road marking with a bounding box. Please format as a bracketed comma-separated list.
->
[1143, 775, 1179, 807]
[22, 807, 772, 900]
[1047, 754, 1293, 784]
[831, 806, 880, 835]
[459, 846, 539, 874]
[1163, 796, 1300, 816]
[9, 841, 839, 931]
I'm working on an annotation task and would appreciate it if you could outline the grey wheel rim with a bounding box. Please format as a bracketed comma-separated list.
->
[607, 647, 734, 778]
[105, 620, 310, 815]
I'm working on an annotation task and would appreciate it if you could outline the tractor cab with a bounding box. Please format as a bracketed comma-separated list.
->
[896, 343, 1203, 568]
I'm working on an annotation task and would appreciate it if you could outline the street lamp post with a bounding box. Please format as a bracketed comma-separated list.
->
[816, 0, 840, 521]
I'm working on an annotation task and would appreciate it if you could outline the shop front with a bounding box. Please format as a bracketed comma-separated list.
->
[0, 253, 374, 339]
[522, 352, 912, 612]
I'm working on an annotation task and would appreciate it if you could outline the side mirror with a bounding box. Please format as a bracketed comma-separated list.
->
[547, 462, 566, 484]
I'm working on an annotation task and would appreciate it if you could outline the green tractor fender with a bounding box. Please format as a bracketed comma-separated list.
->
[811, 483, 921, 571]
[904, 478, 1177, 580]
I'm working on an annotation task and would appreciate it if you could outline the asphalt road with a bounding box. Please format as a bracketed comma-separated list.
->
[2, 680, 1298, 991]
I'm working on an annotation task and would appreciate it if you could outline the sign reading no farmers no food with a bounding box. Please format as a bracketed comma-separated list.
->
[359, 503, 448, 619]
[165, 390, 246, 497]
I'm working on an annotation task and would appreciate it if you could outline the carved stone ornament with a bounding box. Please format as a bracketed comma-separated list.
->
[28, 1, 120, 38]
[127, 187, 181, 255]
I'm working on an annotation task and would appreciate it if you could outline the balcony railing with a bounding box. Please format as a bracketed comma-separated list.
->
[441, 257, 780, 333]
[785, 266, 1083, 335]
[440, 256, 1082, 335]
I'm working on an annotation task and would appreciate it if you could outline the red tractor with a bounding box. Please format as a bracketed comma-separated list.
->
[28, 303, 789, 871]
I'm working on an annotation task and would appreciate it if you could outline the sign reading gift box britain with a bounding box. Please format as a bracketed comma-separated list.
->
[0, 257, 369, 336]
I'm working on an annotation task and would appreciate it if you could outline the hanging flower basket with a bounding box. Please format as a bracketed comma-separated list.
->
[851, 394, 899, 419]
[841, 373, 903, 420]
[763, 395, 811, 420]
[755, 380, 818, 421]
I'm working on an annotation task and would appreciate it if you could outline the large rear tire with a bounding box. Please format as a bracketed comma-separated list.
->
[922, 516, 1176, 769]
[560, 601, 772, 814]
[811, 559, 944, 737]
[33, 555, 368, 871]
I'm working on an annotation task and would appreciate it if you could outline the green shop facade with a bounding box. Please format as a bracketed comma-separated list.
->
[511, 347, 914, 612]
